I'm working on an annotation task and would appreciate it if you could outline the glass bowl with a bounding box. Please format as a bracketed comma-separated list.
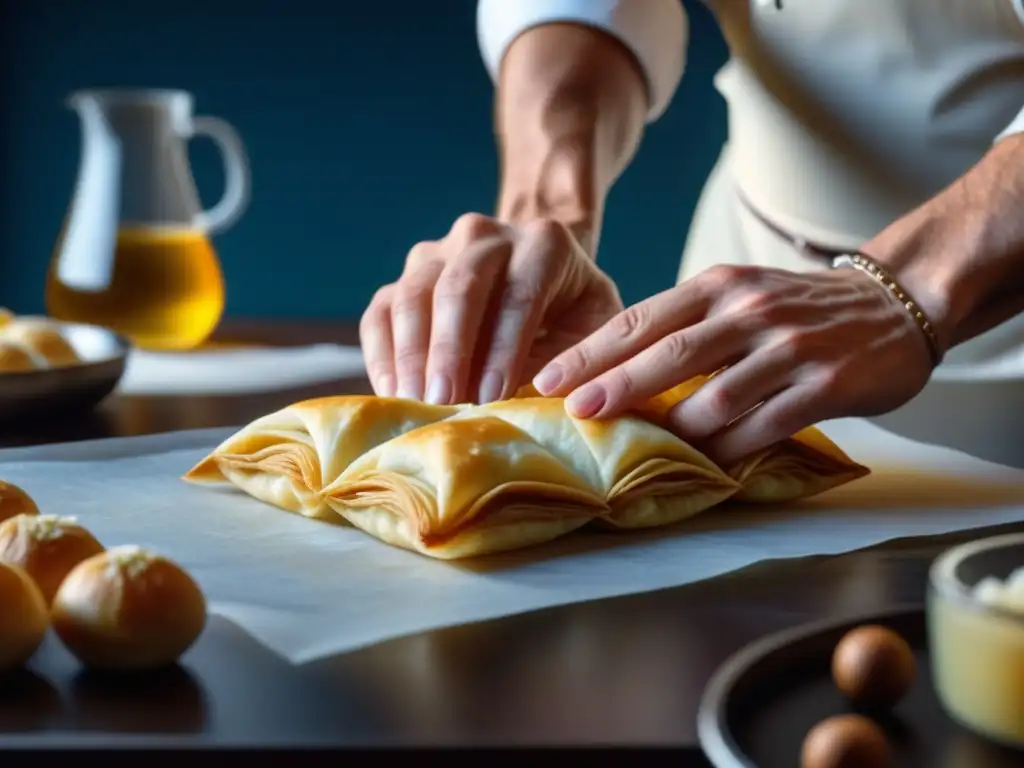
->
[928, 532, 1024, 750]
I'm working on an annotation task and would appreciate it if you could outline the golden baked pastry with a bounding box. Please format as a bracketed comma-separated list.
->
[0, 561, 49, 673]
[0, 480, 40, 523]
[640, 375, 869, 503]
[0, 306, 12, 328]
[0, 514, 105, 605]
[0, 317, 80, 368]
[51, 545, 207, 670]
[0, 341, 40, 372]
[439, 397, 740, 530]
[187, 394, 741, 559]
[320, 414, 610, 558]
[185, 378, 868, 559]
[728, 427, 870, 503]
[184, 396, 461, 518]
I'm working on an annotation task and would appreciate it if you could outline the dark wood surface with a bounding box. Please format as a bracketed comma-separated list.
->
[1, 319, 1020, 756]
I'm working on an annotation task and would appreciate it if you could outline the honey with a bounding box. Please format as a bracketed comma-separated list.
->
[46, 227, 225, 351]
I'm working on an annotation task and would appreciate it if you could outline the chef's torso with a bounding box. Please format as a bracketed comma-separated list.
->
[678, 1, 1024, 460]
[707, 0, 1024, 247]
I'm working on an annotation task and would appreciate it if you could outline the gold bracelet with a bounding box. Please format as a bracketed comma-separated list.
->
[831, 252, 943, 366]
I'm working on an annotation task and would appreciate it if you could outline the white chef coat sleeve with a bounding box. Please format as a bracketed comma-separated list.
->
[995, 107, 1024, 143]
[1000, 3, 1024, 141]
[476, 0, 688, 122]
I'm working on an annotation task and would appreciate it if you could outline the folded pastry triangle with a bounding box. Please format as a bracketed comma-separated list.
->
[450, 397, 740, 529]
[319, 414, 610, 559]
[183, 396, 460, 518]
[641, 375, 869, 502]
[726, 425, 870, 503]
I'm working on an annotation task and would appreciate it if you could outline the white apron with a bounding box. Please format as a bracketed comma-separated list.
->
[677, 1, 1024, 466]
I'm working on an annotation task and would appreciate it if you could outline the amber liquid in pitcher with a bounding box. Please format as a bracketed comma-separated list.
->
[46, 227, 225, 351]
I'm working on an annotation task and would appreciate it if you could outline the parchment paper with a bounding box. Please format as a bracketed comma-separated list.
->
[1, 419, 1022, 665]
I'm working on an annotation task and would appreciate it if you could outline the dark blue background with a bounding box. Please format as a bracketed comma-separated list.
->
[0, 0, 728, 320]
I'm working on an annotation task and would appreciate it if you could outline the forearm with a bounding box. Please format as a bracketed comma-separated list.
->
[494, 24, 650, 257]
[862, 133, 1024, 352]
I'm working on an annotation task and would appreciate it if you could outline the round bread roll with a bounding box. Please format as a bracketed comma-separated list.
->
[0, 514, 105, 605]
[0, 306, 12, 328]
[52, 545, 207, 671]
[1, 318, 80, 367]
[0, 561, 50, 673]
[0, 341, 39, 372]
[0, 481, 40, 523]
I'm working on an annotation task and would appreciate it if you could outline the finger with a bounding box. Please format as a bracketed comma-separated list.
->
[665, 346, 798, 444]
[359, 285, 397, 397]
[561, 319, 744, 419]
[391, 259, 445, 400]
[474, 222, 567, 403]
[424, 237, 512, 404]
[447, 212, 504, 247]
[698, 383, 835, 468]
[533, 284, 712, 398]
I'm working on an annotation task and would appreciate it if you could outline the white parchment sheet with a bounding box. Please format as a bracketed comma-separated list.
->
[1, 418, 1021, 664]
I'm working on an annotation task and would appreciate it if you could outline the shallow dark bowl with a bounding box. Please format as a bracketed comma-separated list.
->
[0, 322, 130, 424]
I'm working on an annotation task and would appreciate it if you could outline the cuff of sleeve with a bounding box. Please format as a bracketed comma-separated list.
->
[995, 105, 1024, 144]
[476, 0, 688, 122]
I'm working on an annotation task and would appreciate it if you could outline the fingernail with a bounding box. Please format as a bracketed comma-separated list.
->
[533, 364, 564, 395]
[478, 371, 505, 404]
[396, 378, 423, 401]
[378, 374, 396, 398]
[566, 384, 606, 418]
[425, 374, 453, 405]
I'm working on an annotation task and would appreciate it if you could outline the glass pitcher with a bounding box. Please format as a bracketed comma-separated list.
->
[45, 88, 251, 351]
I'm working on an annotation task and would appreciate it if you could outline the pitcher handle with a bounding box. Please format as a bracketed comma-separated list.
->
[189, 115, 251, 235]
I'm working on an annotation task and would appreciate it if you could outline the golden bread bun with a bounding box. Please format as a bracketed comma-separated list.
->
[0, 561, 50, 673]
[0, 481, 40, 523]
[52, 545, 207, 670]
[0, 514, 105, 605]
[1, 319, 80, 367]
[0, 342, 38, 372]
[0, 307, 12, 328]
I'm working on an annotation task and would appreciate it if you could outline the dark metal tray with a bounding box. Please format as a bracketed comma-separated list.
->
[697, 606, 1023, 767]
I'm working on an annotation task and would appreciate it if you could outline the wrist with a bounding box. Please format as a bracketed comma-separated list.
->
[492, 23, 648, 260]
[859, 207, 962, 354]
[496, 144, 603, 258]
[859, 135, 1024, 351]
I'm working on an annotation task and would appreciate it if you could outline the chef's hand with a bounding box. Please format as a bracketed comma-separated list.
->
[360, 213, 623, 405]
[531, 264, 937, 466]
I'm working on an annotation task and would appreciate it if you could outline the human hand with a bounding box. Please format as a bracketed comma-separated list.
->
[360, 213, 623, 405]
[530, 264, 937, 466]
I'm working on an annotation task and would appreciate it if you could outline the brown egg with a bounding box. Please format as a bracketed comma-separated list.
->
[0, 561, 50, 673]
[0, 514, 105, 606]
[0, 342, 38, 372]
[0, 481, 40, 523]
[801, 714, 891, 768]
[52, 545, 208, 671]
[831, 625, 915, 710]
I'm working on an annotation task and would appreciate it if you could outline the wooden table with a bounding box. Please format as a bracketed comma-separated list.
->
[1, 319, 1020, 758]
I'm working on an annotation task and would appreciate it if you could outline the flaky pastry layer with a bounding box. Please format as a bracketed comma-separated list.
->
[184, 379, 869, 558]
